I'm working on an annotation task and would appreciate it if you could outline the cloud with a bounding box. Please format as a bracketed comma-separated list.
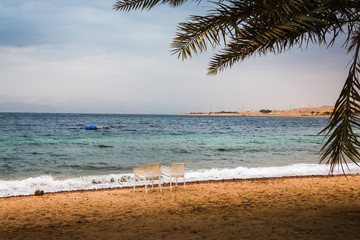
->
[0, 1, 352, 113]
[0, 0, 185, 49]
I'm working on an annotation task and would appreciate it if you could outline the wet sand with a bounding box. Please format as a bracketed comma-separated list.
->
[1, 175, 360, 239]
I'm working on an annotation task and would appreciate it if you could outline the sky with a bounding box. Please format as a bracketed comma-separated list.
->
[0, 0, 353, 114]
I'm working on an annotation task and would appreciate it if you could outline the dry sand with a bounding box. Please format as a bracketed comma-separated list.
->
[1, 175, 360, 239]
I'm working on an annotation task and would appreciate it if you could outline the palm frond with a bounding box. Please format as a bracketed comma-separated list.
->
[319, 27, 360, 174]
[171, 15, 223, 60]
[113, 0, 194, 12]
[206, 3, 333, 75]
[113, 0, 161, 11]
[171, 3, 250, 60]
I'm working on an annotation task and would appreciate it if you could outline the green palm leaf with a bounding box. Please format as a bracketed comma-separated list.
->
[113, 0, 195, 11]
[320, 29, 360, 173]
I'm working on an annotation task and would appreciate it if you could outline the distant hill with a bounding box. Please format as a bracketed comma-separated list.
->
[185, 106, 334, 117]
[0, 102, 59, 113]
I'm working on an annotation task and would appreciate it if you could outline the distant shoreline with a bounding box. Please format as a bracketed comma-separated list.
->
[183, 106, 334, 117]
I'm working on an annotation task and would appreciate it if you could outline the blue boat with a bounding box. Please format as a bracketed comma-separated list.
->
[85, 126, 98, 130]
[84, 126, 110, 130]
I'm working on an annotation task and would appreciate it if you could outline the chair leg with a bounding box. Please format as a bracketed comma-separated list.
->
[184, 176, 186, 190]
[134, 175, 136, 192]
[159, 177, 162, 193]
[170, 177, 172, 192]
[176, 177, 178, 187]
[145, 178, 148, 194]
[152, 179, 154, 189]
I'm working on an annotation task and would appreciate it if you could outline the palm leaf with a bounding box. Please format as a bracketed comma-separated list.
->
[319, 28, 360, 174]
[113, 0, 193, 12]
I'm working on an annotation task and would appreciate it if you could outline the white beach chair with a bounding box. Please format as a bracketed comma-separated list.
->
[134, 163, 162, 194]
[161, 163, 186, 192]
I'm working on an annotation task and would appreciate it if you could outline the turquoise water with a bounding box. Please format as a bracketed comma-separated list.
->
[0, 113, 326, 180]
[2, 112, 357, 197]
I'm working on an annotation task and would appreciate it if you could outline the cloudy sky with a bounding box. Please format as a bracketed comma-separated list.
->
[0, 0, 352, 114]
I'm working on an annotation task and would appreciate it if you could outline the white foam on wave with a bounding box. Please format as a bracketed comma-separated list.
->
[1, 163, 359, 198]
[0, 174, 132, 198]
[185, 163, 360, 181]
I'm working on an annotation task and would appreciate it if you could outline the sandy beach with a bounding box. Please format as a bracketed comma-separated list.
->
[185, 106, 334, 117]
[1, 175, 360, 239]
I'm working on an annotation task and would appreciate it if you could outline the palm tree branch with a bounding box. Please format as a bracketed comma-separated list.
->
[113, 0, 195, 12]
[171, 1, 262, 60]
[207, 4, 338, 75]
[319, 26, 360, 174]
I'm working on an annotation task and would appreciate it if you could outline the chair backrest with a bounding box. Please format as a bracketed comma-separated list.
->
[144, 163, 161, 177]
[170, 163, 186, 175]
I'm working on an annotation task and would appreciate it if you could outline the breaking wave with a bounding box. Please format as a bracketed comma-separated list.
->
[1, 163, 359, 198]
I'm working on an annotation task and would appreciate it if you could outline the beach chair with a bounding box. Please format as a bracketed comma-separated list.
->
[161, 163, 186, 192]
[134, 163, 162, 194]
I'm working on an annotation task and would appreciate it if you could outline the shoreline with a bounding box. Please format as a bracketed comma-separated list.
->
[183, 106, 334, 118]
[2, 173, 359, 199]
[2, 161, 360, 198]
[1, 175, 359, 239]
[182, 113, 329, 117]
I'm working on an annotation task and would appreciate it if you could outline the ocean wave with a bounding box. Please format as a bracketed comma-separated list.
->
[1, 163, 359, 198]
[216, 147, 244, 152]
[57, 164, 125, 171]
[171, 149, 190, 154]
[185, 163, 360, 181]
[0, 174, 132, 198]
[97, 144, 113, 148]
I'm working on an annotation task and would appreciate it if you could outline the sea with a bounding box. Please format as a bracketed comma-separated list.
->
[0, 112, 359, 198]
